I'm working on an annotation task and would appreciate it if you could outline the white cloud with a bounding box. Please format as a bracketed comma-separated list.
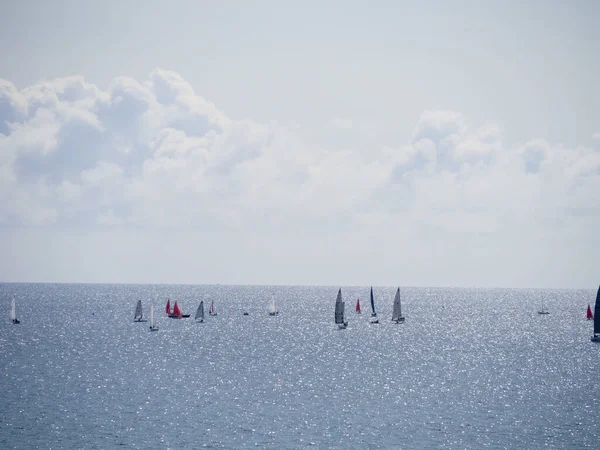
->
[0, 69, 599, 286]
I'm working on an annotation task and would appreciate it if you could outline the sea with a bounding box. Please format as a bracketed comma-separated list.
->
[0, 283, 598, 449]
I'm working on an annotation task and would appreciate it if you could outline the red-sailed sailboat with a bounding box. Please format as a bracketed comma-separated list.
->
[356, 298, 361, 314]
[165, 299, 171, 316]
[168, 300, 190, 318]
[587, 304, 594, 320]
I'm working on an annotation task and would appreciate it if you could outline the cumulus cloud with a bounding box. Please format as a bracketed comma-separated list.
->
[0, 69, 599, 241]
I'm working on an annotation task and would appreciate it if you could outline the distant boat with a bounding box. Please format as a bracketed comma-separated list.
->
[538, 296, 549, 315]
[165, 299, 172, 316]
[355, 298, 361, 314]
[10, 296, 19, 324]
[587, 304, 594, 320]
[168, 301, 190, 319]
[369, 287, 379, 324]
[149, 303, 159, 331]
[268, 294, 279, 316]
[592, 286, 600, 342]
[133, 300, 147, 322]
[335, 289, 348, 329]
[195, 301, 205, 323]
[391, 288, 405, 324]
[209, 300, 218, 316]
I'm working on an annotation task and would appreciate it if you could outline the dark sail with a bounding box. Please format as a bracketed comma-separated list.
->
[594, 285, 600, 334]
[335, 289, 345, 324]
[370, 287, 376, 316]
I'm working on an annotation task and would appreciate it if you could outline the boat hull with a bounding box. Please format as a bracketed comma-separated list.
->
[168, 314, 190, 319]
[134, 318, 148, 322]
[12, 319, 20, 324]
[592, 335, 600, 342]
[392, 317, 405, 323]
[538, 311, 550, 315]
[149, 326, 159, 331]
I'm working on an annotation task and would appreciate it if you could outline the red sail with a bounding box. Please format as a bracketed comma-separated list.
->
[356, 298, 361, 313]
[587, 304, 594, 320]
[173, 301, 182, 317]
[166, 299, 171, 315]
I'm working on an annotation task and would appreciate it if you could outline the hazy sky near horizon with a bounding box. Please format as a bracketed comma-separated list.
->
[1, 1, 599, 288]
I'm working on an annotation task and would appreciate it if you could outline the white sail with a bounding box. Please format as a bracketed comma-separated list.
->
[196, 301, 204, 322]
[392, 288, 404, 322]
[10, 297, 16, 322]
[268, 294, 278, 315]
[149, 303, 159, 331]
[209, 300, 217, 316]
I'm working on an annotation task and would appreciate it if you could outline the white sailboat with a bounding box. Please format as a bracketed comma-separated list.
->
[335, 289, 348, 329]
[268, 294, 279, 316]
[209, 300, 218, 316]
[134, 300, 147, 322]
[149, 303, 159, 331]
[538, 296, 549, 315]
[391, 287, 405, 323]
[10, 296, 19, 324]
[195, 301, 205, 323]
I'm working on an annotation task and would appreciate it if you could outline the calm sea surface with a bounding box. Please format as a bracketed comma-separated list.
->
[0, 284, 598, 449]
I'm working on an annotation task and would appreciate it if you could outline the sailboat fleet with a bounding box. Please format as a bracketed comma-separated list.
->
[9, 285, 600, 341]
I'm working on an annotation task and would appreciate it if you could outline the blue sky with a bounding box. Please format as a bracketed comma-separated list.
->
[1, 1, 599, 287]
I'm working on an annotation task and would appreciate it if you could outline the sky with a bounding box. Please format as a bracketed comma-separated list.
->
[0, 0, 599, 288]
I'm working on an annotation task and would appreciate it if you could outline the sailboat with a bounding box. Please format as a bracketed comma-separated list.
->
[168, 301, 190, 319]
[591, 285, 600, 342]
[587, 304, 594, 320]
[537, 296, 549, 315]
[133, 300, 147, 322]
[268, 294, 279, 316]
[356, 298, 361, 314]
[335, 289, 348, 329]
[369, 287, 379, 324]
[149, 303, 159, 331]
[195, 301, 205, 323]
[165, 299, 172, 316]
[391, 287, 405, 323]
[209, 300, 218, 316]
[10, 296, 19, 324]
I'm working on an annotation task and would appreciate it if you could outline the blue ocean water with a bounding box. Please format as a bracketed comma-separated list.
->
[0, 283, 598, 449]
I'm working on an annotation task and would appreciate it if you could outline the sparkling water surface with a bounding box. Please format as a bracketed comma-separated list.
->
[1, 284, 598, 449]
